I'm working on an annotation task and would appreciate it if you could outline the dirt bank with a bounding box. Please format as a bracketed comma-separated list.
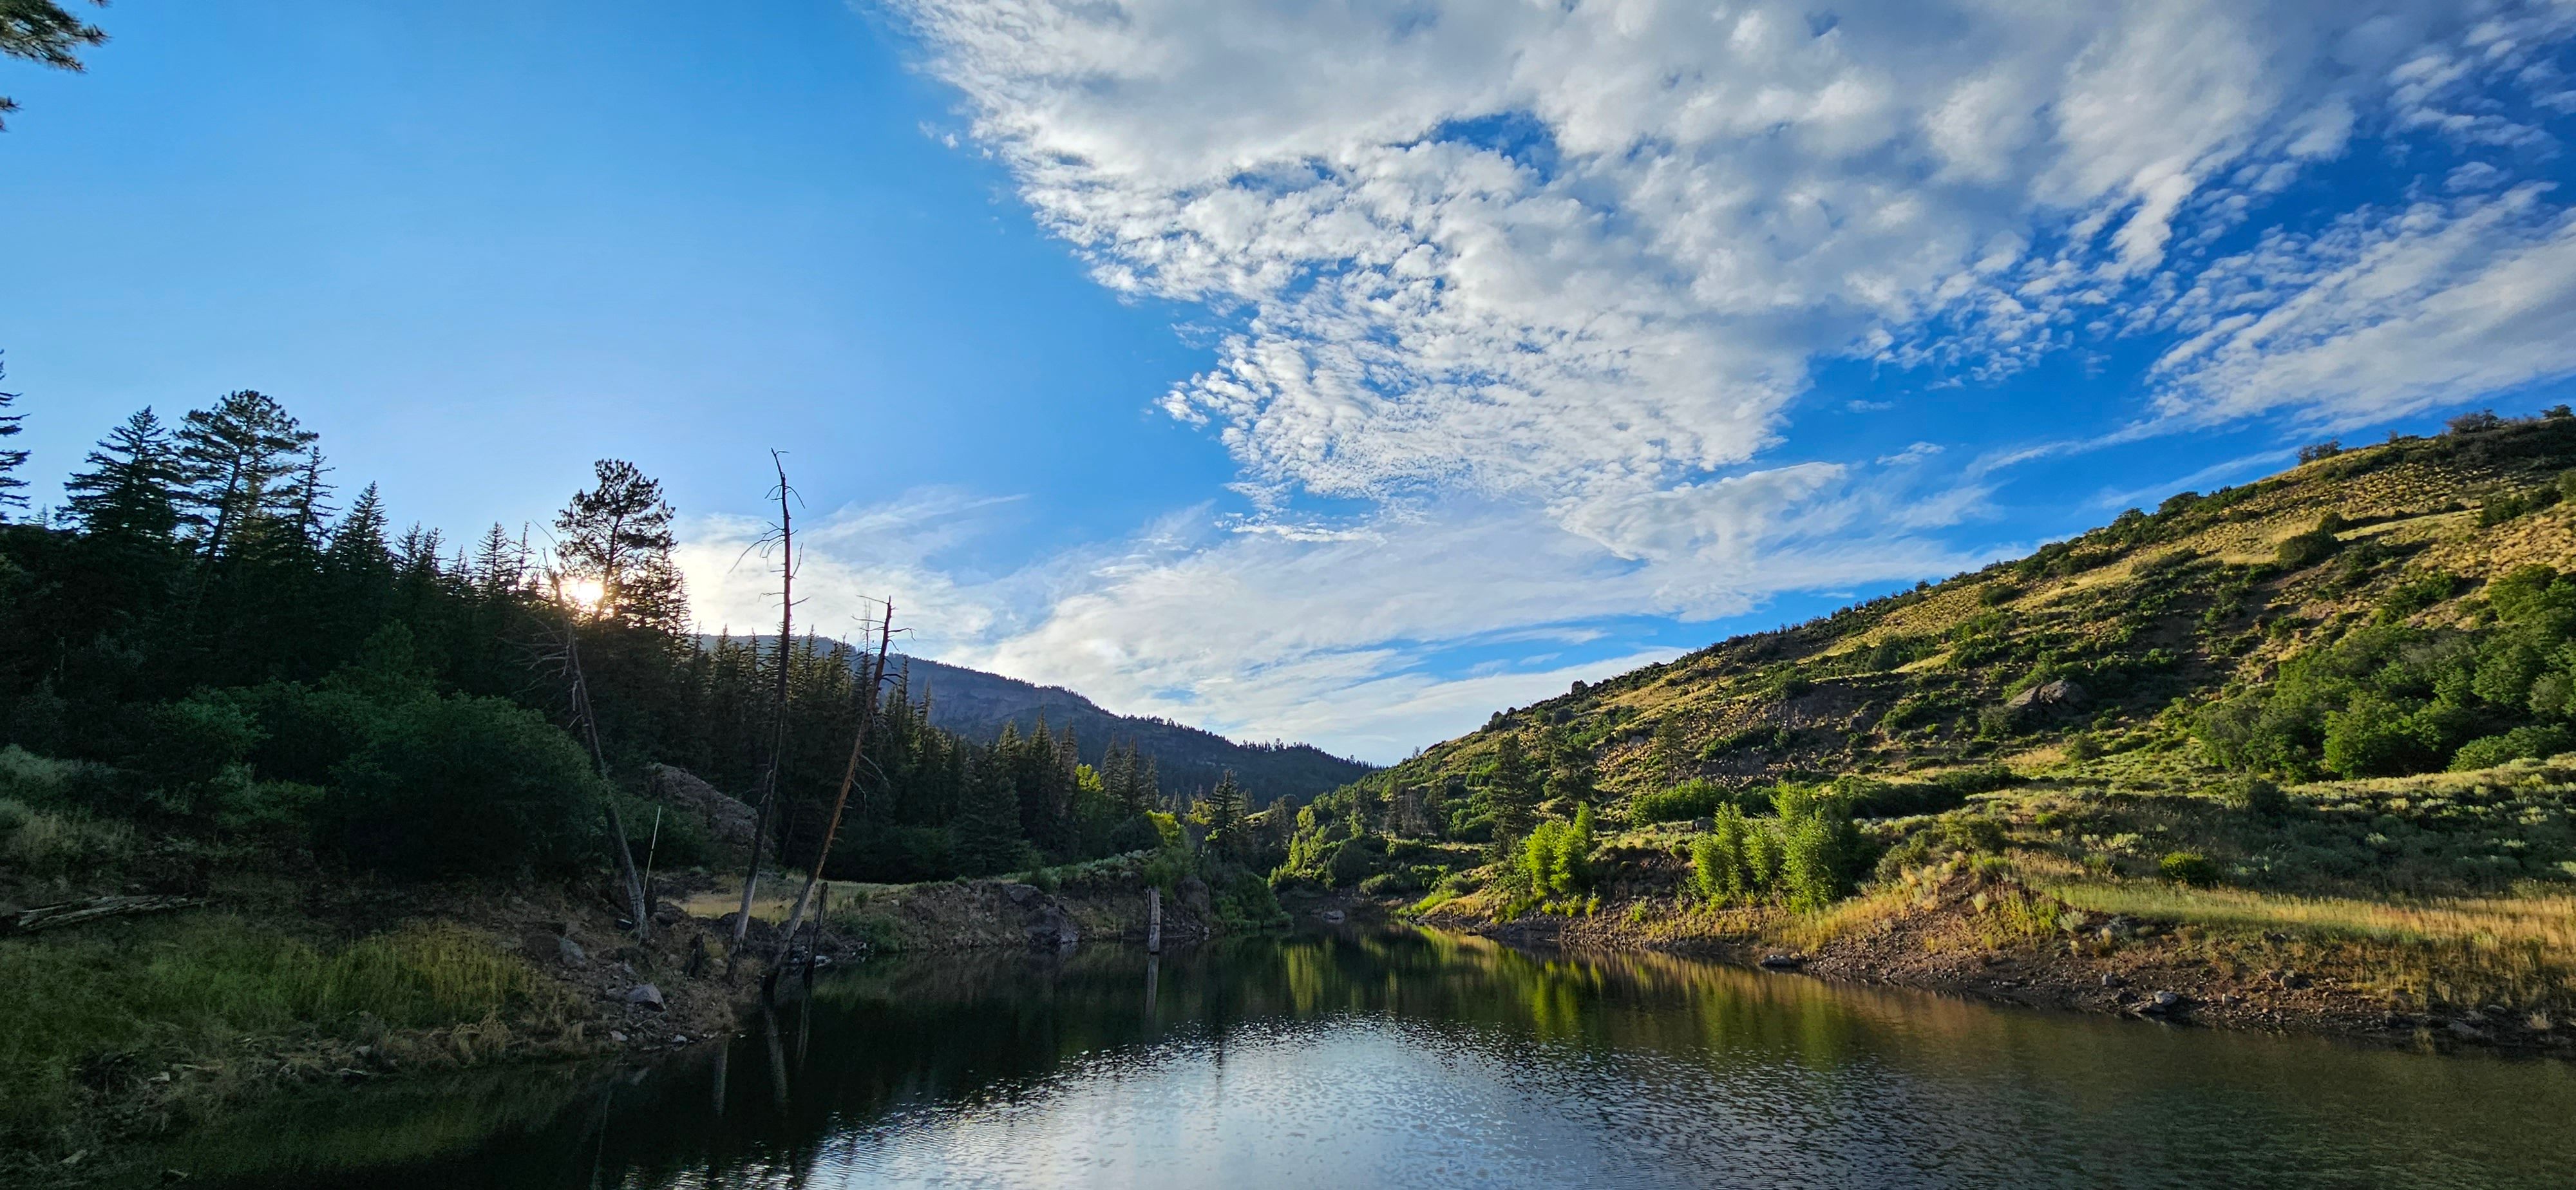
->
[1414, 875, 2575, 1058]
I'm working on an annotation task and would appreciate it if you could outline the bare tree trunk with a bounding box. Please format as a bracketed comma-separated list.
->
[557, 615, 650, 942]
[734, 452, 797, 945]
[779, 601, 894, 946]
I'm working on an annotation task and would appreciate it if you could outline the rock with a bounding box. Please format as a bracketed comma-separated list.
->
[2446, 1019, 2485, 1040]
[671, 1035, 689, 1045]
[1179, 876, 1213, 917]
[651, 902, 684, 926]
[608, 1030, 627, 1043]
[1320, 909, 1346, 924]
[1759, 954, 1803, 970]
[2136, 990, 2186, 1015]
[2003, 678, 2088, 712]
[2101, 916, 2137, 940]
[1003, 883, 1039, 907]
[556, 936, 587, 965]
[641, 764, 759, 851]
[626, 984, 665, 1011]
[2100, 972, 2125, 988]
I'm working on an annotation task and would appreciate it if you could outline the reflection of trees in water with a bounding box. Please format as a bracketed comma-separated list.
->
[168, 930, 2576, 1189]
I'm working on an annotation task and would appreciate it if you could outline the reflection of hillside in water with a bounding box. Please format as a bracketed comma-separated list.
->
[165, 929, 2576, 1189]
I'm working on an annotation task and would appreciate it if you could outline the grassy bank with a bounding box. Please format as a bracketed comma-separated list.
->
[0, 912, 571, 1163]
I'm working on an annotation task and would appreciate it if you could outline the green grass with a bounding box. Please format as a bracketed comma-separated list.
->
[0, 914, 563, 1146]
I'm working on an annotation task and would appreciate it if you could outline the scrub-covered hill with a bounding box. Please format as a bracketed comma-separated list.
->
[1273, 409, 2576, 1051]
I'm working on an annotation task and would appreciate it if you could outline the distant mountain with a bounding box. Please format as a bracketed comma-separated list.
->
[885, 653, 1372, 806]
[701, 636, 1372, 806]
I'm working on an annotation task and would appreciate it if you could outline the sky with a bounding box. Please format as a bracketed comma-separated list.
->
[9, 1, 2576, 764]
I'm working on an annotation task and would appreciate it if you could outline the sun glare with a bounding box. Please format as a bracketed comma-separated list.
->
[561, 578, 607, 613]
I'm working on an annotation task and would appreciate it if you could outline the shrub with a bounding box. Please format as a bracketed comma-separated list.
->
[1631, 779, 1737, 824]
[2222, 775, 2290, 820]
[2297, 440, 2342, 463]
[136, 694, 265, 812]
[2449, 726, 2571, 771]
[1520, 805, 1595, 896]
[323, 695, 605, 878]
[2382, 570, 2462, 617]
[2275, 527, 2342, 569]
[2159, 851, 2221, 886]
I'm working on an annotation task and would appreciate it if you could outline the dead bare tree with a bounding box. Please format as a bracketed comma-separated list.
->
[732, 452, 800, 945]
[535, 583, 652, 943]
[777, 599, 896, 949]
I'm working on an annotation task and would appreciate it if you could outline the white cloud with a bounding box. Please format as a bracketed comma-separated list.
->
[2147, 185, 2576, 425]
[806, 1, 2576, 757]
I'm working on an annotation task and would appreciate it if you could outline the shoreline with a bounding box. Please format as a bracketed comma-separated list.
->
[1401, 881, 2576, 1059]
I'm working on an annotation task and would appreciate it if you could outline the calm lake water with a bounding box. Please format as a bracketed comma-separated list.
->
[158, 929, 2576, 1189]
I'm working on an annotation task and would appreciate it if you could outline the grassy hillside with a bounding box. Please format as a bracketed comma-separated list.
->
[1272, 411, 2576, 1043]
[1380, 410, 2576, 815]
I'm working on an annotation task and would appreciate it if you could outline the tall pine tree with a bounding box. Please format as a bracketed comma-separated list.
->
[0, 358, 26, 518]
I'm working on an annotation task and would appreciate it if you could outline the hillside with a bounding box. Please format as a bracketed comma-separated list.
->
[705, 637, 1372, 806]
[1376, 410, 2576, 809]
[884, 654, 1373, 805]
[1265, 410, 2576, 1048]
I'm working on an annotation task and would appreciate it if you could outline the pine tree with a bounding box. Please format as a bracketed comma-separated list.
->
[0, 359, 26, 518]
[174, 390, 317, 560]
[470, 523, 526, 594]
[1483, 734, 1540, 844]
[1201, 769, 1245, 859]
[952, 750, 1029, 876]
[0, 1, 108, 130]
[285, 446, 336, 551]
[63, 407, 178, 541]
[553, 458, 687, 632]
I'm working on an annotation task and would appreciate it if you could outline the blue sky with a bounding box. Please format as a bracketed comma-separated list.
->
[9, 1, 2576, 762]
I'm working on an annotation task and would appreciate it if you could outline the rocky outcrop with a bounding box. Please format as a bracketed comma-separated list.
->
[2004, 678, 2087, 712]
[641, 764, 758, 851]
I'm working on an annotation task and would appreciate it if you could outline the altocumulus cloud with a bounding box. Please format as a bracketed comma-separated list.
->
[685, 1, 2576, 761]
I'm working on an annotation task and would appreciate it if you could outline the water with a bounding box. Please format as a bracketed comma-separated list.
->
[160, 929, 2576, 1188]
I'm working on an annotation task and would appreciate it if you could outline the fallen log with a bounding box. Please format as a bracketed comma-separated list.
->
[3, 894, 207, 937]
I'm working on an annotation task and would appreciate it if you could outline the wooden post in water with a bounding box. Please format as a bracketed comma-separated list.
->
[1146, 885, 1162, 954]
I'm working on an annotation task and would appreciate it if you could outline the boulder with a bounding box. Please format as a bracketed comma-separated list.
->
[1759, 954, 1803, 970]
[2003, 678, 2088, 712]
[626, 984, 665, 1011]
[555, 936, 587, 965]
[641, 764, 759, 850]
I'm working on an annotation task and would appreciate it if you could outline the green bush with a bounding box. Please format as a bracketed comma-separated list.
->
[137, 694, 265, 812]
[2275, 527, 2341, 569]
[2159, 850, 2221, 887]
[1686, 787, 1864, 910]
[323, 695, 605, 878]
[2449, 725, 2571, 771]
[2222, 775, 2291, 820]
[1520, 805, 1595, 896]
[1631, 778, 1738, 824]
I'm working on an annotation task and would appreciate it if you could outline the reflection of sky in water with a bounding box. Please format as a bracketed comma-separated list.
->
[175, 934, 2576, 1190]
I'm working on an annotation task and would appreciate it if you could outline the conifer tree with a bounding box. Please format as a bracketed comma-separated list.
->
[553, 458, 686, 633]
[174, 390, 317, 561]
[952, 750, 1028, 876]
[1483, 734, 1540, 844]
[0, 362, 24, 518]
[63, 407, 178, 542]
[1201, 769, 1245, 860]
[0, 0, 108, 130]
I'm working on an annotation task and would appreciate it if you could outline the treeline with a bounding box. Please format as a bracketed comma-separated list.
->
[0, 381, 1213, 884]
